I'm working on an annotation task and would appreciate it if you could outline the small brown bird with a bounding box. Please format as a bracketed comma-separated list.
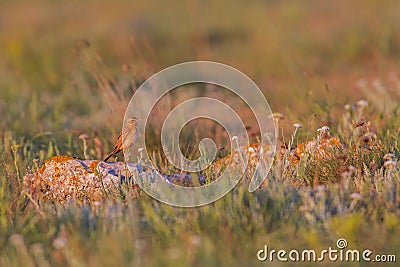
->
[104, 117, 140, 162]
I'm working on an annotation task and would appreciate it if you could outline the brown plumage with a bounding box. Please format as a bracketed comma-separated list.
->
[104, 117, 139, 162]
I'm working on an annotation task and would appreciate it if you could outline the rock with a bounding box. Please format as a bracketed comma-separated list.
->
[23, 144, 275, 204]
[23, 156, 148, 204]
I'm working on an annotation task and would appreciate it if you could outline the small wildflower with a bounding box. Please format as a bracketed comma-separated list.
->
[79, 133, 90, 160]
[356, 99, 369, 108]
[383, 153, 395, 161]
[93, 201, 102, 207]
[350, 193, 362, 200]
[384, 160, 397, 169]
[315, 185, 326, 192]
[317, 126, 330, 132]
[293, 123, 302, 129]
[269, 113, 284, 150]
[348, 166, 357, 174]
[247, 147, 255, 153]
[78, 133, 89, 140]
[269, 113, 284, 121]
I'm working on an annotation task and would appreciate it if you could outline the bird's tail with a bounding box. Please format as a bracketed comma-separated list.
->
[103, 153, 113, 162]
[103, 148, 122, 162]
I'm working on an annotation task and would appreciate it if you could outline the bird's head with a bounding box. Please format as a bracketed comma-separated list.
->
[127, 117, 140, 126]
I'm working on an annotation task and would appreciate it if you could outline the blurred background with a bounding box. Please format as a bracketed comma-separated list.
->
[1, 0, 400, 140]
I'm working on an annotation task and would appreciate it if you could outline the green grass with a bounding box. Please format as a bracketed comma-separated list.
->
[1, 151, 400, 266]
[1, 0, 400, 266]
[2, 94, 400, 266]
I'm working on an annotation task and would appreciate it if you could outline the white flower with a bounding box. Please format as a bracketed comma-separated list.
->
[383, 153, 395, 161]
[315, 185, 326, 192]
[356, 99, 369, 108]
[293, 123, 303, 129]
[247, 147, 255, 153]
[350, 193, 362, 200]
[269, 113, 284, 120]
[348, 166, 356, 173]
[78, 133, 89, 140]
[384, 160, 397, 169]
[317, 126, 330, 132]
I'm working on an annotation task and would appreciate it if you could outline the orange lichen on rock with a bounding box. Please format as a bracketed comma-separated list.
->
[47, 155, 74, 163]
[24, 158, 144, 205]
[38, 155, 74, 174]
[38, 164, 46, 174]
[89, 160, 100, 171]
